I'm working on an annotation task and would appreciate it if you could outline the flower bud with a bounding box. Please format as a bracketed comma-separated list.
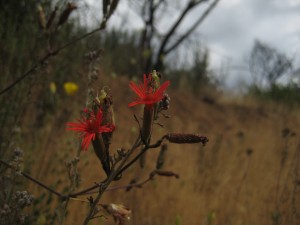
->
[57, 3, 77, 28]
[94, 90, 115, 152]
[156, 144, 168, 170]
[155, 170, 179, 179]
[46, 6, 58, 29]
[166, 133, 208, 145]
[92, 134, 111, 176]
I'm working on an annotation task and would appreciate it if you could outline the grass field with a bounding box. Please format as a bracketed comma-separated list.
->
[21, 75, 300, 225]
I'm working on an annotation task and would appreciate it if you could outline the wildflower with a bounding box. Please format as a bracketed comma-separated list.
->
[128, 74, 170, 108]
[64, 82, 79, 95]
[66, 109, 115, 150]
[128, 72, 170, 167]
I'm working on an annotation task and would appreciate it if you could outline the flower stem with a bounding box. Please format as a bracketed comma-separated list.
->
[140, 106, 154, 167]
[82, 183, 107, 225]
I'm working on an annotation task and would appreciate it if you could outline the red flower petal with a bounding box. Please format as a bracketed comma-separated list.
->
[128, 74, 170, 107]
[66, 108, 115, 150]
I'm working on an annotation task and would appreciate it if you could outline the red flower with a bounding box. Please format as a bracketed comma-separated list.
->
[128, 74, 170, 107]
[66, 109, 115, 150]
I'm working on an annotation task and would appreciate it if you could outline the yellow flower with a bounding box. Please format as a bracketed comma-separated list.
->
[64, 82, 79, 95]
[49, 82, 56, 94]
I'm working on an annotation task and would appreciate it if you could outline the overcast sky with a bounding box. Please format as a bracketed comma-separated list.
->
[85, 0, 300, 88]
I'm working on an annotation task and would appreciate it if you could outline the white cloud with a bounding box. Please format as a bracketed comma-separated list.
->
[189, 0, 300, 87]
[84, 0, 300, 87]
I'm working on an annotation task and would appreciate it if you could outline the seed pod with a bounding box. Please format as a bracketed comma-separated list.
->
[46, 6, 58, 29]
[156, 144, 168, 170]
[166, 133, 209, 145]
[155, 170, 179, 179]
[57, 3, 77, 28]
[92, 134, 111, 177]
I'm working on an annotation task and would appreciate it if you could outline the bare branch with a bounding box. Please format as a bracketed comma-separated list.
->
[154, 0, 207, 68]
[0, 159, 63, 198]
[164, 0, 220, 54]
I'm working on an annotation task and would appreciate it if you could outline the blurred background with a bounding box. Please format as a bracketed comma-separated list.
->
[0, 0, 300, 225]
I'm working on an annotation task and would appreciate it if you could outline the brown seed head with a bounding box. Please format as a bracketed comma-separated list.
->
[166, 133, 209, 145]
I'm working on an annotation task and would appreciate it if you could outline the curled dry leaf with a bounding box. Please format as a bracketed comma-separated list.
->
[102, 203, 131, 225]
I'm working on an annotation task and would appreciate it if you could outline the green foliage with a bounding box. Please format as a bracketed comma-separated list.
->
[0, 1, 90, 149]
[0, 2, 92, 223]
[99, 29, 141, 76]
[99, 29, 214, 92]
[248, 83, 300, 106]
[166, 48, 216, 96]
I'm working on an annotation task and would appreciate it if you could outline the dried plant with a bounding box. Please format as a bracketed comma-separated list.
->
[0, 70, 208, 225]
[0, 2, 210, 224]
[64, 70, 208, 225]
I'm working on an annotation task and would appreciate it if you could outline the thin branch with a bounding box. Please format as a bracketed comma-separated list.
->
[0, 159, 62, 198]
[154, 0, 206, 66]
[82, 136, 142, 225]
[0, 23, 106, 96]
[106, 178, 151, 191]
[67, 181, 104, 198]
[0, 54, 51, 95]
[82, 177, 152, 195]
[81, 134, 141, 225]
[68, 136, 142, 198]
[116, 135, 166, 177]
[0, 135, 161, 205]
[82, 183, 107, 225]
[164, 0, 220, 55]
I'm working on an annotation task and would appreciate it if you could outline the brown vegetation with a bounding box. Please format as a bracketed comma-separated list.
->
[26, 75, 300, 225]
